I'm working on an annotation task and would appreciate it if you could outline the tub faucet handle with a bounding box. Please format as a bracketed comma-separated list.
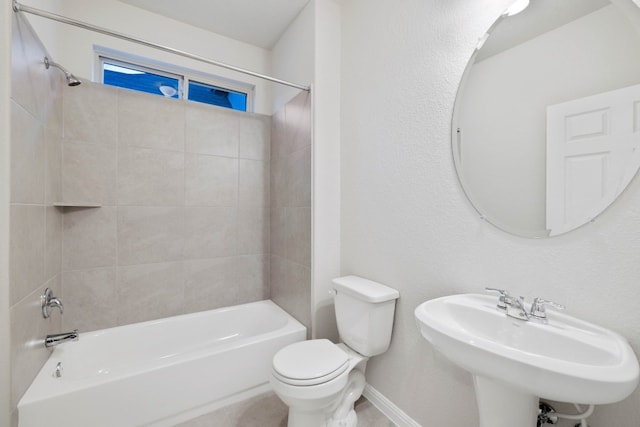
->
[41, 288, 64, 318]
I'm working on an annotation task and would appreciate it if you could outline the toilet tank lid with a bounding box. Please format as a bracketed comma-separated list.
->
[332, 275, 399, 303]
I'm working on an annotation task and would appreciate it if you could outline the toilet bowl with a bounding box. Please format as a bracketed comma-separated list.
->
[271, 341, 366, 426]
[270, 276, 399, 427]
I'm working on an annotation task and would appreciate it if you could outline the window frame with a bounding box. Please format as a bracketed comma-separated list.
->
[94, 46, 255, 112]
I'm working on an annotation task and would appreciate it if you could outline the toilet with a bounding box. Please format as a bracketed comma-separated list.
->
[270, 275, 399, 427]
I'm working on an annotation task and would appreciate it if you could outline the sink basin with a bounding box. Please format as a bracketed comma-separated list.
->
[415, 294, 639, 426]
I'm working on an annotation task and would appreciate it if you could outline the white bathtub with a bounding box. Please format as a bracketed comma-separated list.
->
[18, 300, 306, 427]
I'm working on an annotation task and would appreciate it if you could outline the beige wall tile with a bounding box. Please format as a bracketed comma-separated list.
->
[30, 57, 57, 128]
[62, 207, 117, 271]
[184, 257, 238, 312]
[45, 128, 62, 205]
[237, 255, 269, 302]
[45, 206, 62, 281]
[10, 15, 38, 116]
[268, 91, 312, 334]
[288, 145, 312, 207]
[117, 262, 184, 324]
[118, 146, 184, 206]
[286, 207, 311, 268]
[270, 107, 289, 160]
[286, 91, 312, 154]
[270, 155, 288, 209]
[270, 256, 311, 331]
[239, 159, 269, 207]
[62, 141, 117, 205]
[184, 207, 237, 259]
[185, 104, 239, 157]
[9, 205, 45, 305]
[286, 261, 311, 331]
[118, 90, 185, 152]
[270, 207, 286, 258]
[11, 15, 58, 125]
[269, 256, 287, 308]
[238, 206, 268, 255]
[63, 83, 117, 146]
[62, 268, 117, 332]
[43, 69, 64, 136]
[117, 206, 184, 266]
[185, 154, 238, 207]
[9, 15, 66, 422]
[10, 102, 45, 204]
[239, 115, 270, 161]
[10, 278, 61, 408]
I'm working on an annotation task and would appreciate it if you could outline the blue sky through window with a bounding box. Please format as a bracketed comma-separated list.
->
[102, 61, 248, 112]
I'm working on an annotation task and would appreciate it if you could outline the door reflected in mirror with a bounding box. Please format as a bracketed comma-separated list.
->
[453, 0, 640, 237]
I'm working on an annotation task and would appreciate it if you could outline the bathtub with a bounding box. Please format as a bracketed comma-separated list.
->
[18, 300, 306, 427]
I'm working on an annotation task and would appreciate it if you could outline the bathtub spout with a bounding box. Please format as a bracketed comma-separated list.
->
[45, 329, 79, 348]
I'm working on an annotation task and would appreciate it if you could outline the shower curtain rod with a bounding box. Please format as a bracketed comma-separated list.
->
[12, 0, 311, 92]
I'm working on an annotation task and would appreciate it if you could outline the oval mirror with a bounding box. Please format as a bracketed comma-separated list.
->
[453, 0, 640, 237]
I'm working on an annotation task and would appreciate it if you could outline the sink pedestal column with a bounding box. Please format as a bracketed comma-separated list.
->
[473, 375, 539, 427]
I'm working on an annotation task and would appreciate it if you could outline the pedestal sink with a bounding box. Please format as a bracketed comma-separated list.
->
[414, 294, 639, 427]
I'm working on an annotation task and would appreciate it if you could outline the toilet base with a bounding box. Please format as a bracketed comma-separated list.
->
[328, 409, 357, 427]
[283, 366, 366, 427]
[288, 409, 330, 427]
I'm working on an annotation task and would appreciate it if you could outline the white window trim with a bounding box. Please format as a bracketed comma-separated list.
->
[93, 45, 255, 112]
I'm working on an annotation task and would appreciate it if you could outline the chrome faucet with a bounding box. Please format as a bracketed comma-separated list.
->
[504, 294, 530, 321]
[530, 297, 565, 322]
[41, 288, 64, 318]
[45, 329, 79, 348]
[485, 288, 565, 322]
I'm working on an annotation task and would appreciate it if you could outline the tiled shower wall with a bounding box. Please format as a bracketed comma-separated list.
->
[9, 12, 312, 424]
[9, 14, 64, 425]
[60, 83, 272, 331]
[270, 91, 312, 332]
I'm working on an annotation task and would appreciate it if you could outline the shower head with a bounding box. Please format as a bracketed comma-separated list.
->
[44, 56, 81, 87]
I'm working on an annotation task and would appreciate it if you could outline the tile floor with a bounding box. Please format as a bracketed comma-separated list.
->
[175, 392, 395, 426]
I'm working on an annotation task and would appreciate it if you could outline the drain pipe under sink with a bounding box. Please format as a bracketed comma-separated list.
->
[553, 403, 594, 427]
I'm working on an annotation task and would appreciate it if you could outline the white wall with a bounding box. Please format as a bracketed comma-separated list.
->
[341, 0, 640, 426]
[271, 1, 314, 112]
[311, 0, 341, 341]
[1, 1, 12, 425]
[23, 0, 274, 114]
[459, 5, 640, 236]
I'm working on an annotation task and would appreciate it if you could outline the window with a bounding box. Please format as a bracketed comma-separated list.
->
[188, 80, 248, 111]
[96, 50, 253, 112]
[103, 60, 181, 99]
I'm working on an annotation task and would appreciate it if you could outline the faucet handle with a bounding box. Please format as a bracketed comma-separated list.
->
[485, 287, 509, 309]
[41, 288, 64, 319]
[530, 297, 565, 320]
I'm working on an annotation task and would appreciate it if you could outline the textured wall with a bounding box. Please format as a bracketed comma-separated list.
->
[59, 82, 272, 331]
[9, 13, 64, 426]
[270, 90, 312, 332]
[341, 0, 640, 426]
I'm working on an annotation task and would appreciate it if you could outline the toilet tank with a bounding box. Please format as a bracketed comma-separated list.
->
[332, 275, 399, 357]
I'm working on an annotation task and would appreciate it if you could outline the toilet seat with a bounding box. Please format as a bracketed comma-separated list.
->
[272, 339, 350, 386]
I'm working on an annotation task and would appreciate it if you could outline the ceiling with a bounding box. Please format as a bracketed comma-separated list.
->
[117, 0, 310, 49]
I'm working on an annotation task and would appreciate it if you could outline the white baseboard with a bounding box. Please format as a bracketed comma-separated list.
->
[362, 383, 421, 427]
